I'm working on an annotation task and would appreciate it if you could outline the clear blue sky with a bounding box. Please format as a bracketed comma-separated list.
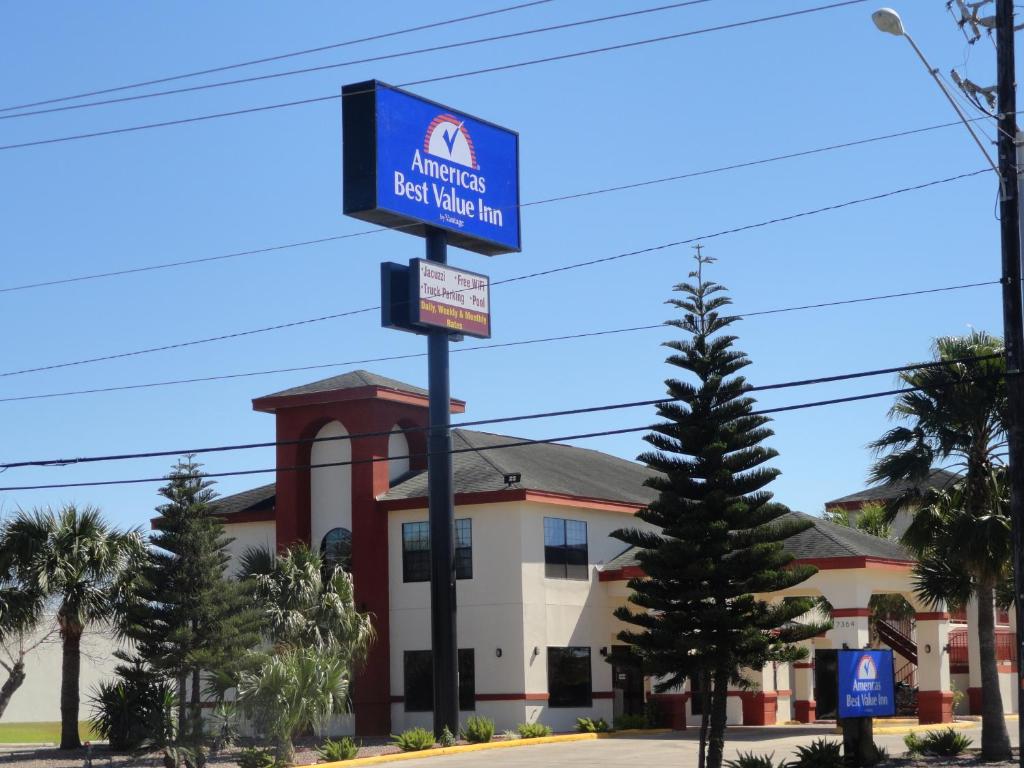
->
[0, 1, 1008, 532]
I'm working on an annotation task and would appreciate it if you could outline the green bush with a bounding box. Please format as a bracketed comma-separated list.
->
[501, 729, 521, 741]
[788, 739, 843, 768]
[575, 717, 610, 733]
[613, 713, 647, 730]
[392, 727, 436, 752]
[317, 737, 359, 762]
[236, 747, 277, 768]
[516, 722, 553, 739]
[439, 726, 457, 747]
[903, 733, 923, 756]
[89, 675, 176, 751]
[919, 728, 973, 756]
[725, 751, 785, 768]
[462, 715, 495, 743]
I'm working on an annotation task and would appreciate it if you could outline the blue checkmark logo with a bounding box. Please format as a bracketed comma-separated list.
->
[442, 121, 464, 156]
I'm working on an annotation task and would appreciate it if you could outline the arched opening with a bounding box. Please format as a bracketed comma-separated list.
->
[320, 526, 353, 572]
[388, 427, 411, 486]
[311, 420, 352, 552]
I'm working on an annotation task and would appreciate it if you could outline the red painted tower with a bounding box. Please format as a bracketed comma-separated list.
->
[252, 371, 465, 735]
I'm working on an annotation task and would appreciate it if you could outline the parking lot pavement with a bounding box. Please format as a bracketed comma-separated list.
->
[386, 721, 1015, 768]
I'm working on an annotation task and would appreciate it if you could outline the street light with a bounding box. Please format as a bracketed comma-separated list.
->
[871, 6, 1002, 190]
[871, 7, 905, 36]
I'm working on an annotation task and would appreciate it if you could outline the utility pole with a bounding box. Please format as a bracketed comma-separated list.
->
[994, 1, 1024, 760]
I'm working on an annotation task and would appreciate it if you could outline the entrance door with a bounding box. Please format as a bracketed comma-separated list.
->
[814, 649, 838, 720]
[611, 645, 645, 719]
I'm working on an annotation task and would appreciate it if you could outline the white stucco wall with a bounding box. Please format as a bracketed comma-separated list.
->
[222, 521, 276, 576]
[311, 420, 352, 552]
[388, 499, 653, 733]
[2, 619, 120, 724]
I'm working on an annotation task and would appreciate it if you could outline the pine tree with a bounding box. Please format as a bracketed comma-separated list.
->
[120, 457, 262, 748]
[612, 251, 827, 768]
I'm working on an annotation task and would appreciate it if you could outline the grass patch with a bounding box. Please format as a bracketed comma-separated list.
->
[0, 721, 99, 744]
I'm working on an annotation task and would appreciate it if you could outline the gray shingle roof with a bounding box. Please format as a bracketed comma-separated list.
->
[381, 429, 660, 506]
[258, 370, 429, 400]
[600, 511, 912, 571]
[825, 468, 960, 507]
[211, 483, 275, 516]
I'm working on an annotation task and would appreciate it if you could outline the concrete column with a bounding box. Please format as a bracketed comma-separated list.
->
[966, 598, 982, 715]
[793, 639, 816, 723]
[916, 611, 953, 724]
[830, 608, 871, 650]
[739, 663, 777, 725]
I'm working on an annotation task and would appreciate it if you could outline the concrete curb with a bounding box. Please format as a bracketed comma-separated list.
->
[310, 733, 599, 767]
[307, 729, 673, 767]
[873, 720, 976, 735]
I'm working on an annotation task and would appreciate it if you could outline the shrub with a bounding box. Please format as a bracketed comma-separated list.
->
[392, 727, 436, 752]
[502, 729, 521, 741]
[516, 722, 553, 739]
[236, 747, 277, 768]
[462, 715, 495, 743]
[903, 733, 923, 756]
[317, 737, 359, 762]
[875, 745, 889, 762]
[788, 739, 843, 768]
[725, 751, 784, 768]
[439, 726, 457, 747]
[919, 728, 973, 756]
[210, 703, 240, 755]
[613, 713, 647, 731]
[575, 717, 610, 733]
[89, 675, 176, 751]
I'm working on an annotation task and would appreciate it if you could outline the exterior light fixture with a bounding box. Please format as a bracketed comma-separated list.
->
[599, 647, 609, 657]
[503, 472, 522, 487]
[871, 6, 1001, 190]
[871, 7, 905, 35]
[495, 648, 502, 658]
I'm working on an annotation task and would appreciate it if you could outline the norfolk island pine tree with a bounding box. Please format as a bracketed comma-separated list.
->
[612, 251, 828, 768]
[118, 457, 262, 748]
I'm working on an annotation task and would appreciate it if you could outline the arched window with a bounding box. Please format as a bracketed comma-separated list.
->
[320, 527, 352, 573]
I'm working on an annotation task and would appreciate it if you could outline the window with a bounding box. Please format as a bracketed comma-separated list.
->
[320, 527, 352, 572]
[543, 517, 588, 579]
[455, 518, 473, 580]
[402, 523, 431, 583]
[403, 649, 475, 712]
[547, 647, 592, 708]
[402, 519, 472, 583]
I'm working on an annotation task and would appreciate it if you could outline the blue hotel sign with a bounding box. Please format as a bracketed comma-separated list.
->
[342, 80, 521, 256]
[837, 649, 896, 719]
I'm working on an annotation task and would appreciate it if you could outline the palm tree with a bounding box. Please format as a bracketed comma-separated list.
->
[0, 506, 143, 749]
[869, 331, 1011, 760]
[240, 544, 374, 661]
[238, 545, 374, 762]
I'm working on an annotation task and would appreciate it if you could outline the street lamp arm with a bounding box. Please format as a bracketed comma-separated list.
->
[902, 31, 1005, 195]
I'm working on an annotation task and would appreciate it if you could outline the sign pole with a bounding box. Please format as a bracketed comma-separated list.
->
[425, 226, 459, 738]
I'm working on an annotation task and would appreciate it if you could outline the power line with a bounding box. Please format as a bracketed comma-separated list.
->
[0, 0, 555, 114]
[0, 171, 993, 398]
[0, 1, 868, 152]
[1, 1, 716, 121]
[0, 278, 998, 379]
[0, 117, 978, 296]
[0, 376, 997, 492]
[0, 354, 1000, 470]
